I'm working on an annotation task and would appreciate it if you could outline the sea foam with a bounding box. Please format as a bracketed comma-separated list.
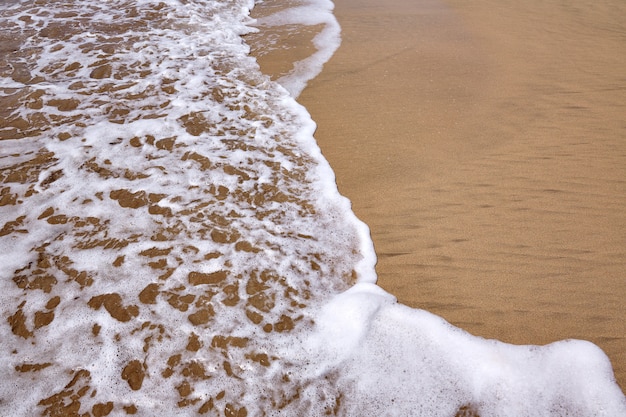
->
[248, 0, 341, 97]
[0, 0, 624, 415]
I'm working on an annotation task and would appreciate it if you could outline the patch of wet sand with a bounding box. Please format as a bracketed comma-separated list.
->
[295, 0, 626, 389]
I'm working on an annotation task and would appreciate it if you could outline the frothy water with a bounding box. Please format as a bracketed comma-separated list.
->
[0, 0, 624, 415]
[248, 0, 340, 97]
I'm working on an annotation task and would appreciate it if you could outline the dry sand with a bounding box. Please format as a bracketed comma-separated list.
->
[254, 0, 626, 390]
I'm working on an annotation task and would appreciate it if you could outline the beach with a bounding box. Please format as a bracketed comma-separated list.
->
[0, 0, 624, 413]
[295, 0, 626, 390]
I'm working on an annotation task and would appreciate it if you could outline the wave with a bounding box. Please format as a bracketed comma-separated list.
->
[0, 0, 624, 415]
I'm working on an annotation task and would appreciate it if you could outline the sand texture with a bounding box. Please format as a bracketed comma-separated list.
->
[297, 0, 626, 389]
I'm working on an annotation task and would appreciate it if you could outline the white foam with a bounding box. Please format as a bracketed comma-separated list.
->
[307, 283, 626, 416]
[0, 0, 623, 415]
[252, 0, 341, 97]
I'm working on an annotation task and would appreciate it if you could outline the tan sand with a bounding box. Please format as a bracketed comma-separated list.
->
[294, 0, 626, 390]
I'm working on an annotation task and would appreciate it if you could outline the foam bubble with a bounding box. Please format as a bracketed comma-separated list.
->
[310, 283, 626, 416]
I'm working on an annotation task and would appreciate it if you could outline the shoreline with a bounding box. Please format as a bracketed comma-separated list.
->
[297, 0, 626, 390]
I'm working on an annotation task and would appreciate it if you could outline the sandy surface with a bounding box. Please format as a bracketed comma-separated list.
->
[296, 0, 626, 390]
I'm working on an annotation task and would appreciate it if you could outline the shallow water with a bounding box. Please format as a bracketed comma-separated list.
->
[0, 0, 372, 414]
[1, 0, 625, 415]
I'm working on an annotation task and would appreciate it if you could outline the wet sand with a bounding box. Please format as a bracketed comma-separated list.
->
[295, 0, 626, 389]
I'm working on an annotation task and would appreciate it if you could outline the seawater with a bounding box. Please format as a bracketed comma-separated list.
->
[0, 0, 624, 416]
